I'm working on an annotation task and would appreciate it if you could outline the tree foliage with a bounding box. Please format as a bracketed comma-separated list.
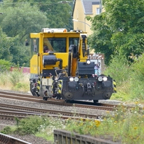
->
[1, 2, 48, 42]
[29, 0, 73, 30]
[0, 27, 14, 61]
[2, 0, 73, 30]
[88, 0, 144, 64]
[0, 27, 30, 66]
[0, 59, 12, 72]
[0, 0, 73, 66]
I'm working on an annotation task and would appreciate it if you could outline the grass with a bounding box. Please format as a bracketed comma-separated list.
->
[1, 104, 144, 144]
[110, 80, 131, 101]
[0, 71, 29, 92]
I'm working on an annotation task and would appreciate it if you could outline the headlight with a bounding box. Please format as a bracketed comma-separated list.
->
[69, 77, 74, 81]
[98, 76, 103, 81]
[74, 77, 79, 82]
[86, 60, 90, 64]
[103, 77, 108, 81]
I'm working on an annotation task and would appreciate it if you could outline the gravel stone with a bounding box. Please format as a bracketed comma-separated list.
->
[99, 100, 121, 105]
[0, 120, 15, 131]
[0, 97, 121, 117]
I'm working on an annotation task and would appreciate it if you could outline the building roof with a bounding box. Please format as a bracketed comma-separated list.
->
[82, 0, 100, 14]
[72, 0, 100, 16]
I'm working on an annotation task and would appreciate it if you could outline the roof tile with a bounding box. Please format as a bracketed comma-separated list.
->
[82, 0, 100, 14]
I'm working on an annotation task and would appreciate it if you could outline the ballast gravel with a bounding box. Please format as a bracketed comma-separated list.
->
[0, 120, 15, 131]
[0, 97, 121, 117]
[0, 90, 121, 144]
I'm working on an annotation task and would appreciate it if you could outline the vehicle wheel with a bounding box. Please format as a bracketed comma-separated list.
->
[93, 100, 98, 104]
[35, 92, 40, 97]
[43, 97, 48, 101]
[65, 100, 71, 103]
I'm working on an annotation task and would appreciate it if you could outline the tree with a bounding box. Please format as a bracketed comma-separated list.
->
[0, 27, 13, 61]
[87, 13, 114, 64]
[29, 0, 73, 30]
[9, 37, 31, 66]
[88, 0, 144, 64]
[0, 0, 73, 66]
[0, 27, 30, 66]
[1, 2, 48, 42]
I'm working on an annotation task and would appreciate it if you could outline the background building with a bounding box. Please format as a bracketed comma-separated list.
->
[73, 0, 105, 74]
[72, 0, 101, 36]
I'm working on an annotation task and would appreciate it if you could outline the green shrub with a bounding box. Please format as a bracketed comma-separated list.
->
[105, 53, 144, 101]
[104, 55, 131, 85]
[13, 115, 65, 142]
[12, 82, 29, 92]
[1, 126, 12, 134]
[129, 54, 144, 100]
[14, 116, 50, 135]
[9, 70, 23, 86]
[0, 59, 12, 72]
[0, 72, 8, 85]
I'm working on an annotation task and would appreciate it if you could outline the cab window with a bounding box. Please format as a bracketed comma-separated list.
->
[69, 38, 79, 47]
[44, 38, 66, 53]
[69, 38, 79, 51]
[30, 38, 39, 56]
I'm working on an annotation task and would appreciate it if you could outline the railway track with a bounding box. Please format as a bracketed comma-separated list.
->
[0, 90, 119, 144]
[0, 90, 116, 121]
[0, 90, 116, 111]
[0, 103, 105, 121]
[0, 132, 31, 144]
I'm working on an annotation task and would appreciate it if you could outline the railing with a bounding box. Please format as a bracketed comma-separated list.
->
[54, 130, 120, 144]
[0, 133, 31, 144]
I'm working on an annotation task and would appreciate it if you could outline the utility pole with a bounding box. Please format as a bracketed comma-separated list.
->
[100, 0, 102, 13]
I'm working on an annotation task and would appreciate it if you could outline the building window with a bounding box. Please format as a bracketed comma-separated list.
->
[96, 8, 100, 15]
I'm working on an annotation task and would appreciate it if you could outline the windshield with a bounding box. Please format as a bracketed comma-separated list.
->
[69, 38, 79, 47]
[43, 38, 66, 53]
[69, 38, 79, 52]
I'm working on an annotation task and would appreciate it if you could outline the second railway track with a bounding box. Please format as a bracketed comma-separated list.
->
[0, 102, 104, 119]
[0, 90, 116, 111]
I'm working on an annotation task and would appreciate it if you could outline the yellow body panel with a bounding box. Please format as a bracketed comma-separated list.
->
[55, 53, 68, 68]
[30, 55, 40, 74]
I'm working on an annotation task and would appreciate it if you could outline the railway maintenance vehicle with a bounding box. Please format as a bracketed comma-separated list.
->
[29, 28, 116, 103]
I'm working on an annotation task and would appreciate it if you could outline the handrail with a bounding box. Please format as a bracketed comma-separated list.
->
[0, 133, 31, 144]
[54, 129, 120, 144]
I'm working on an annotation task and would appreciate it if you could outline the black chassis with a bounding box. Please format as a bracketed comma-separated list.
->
[55, 75, 114, 101]
[30, 74, 114, 101]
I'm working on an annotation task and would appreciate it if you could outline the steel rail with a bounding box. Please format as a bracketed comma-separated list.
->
[0, 90, 115, 111]
[0, 132, 31, 144]
[0, 106, 102, 118]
